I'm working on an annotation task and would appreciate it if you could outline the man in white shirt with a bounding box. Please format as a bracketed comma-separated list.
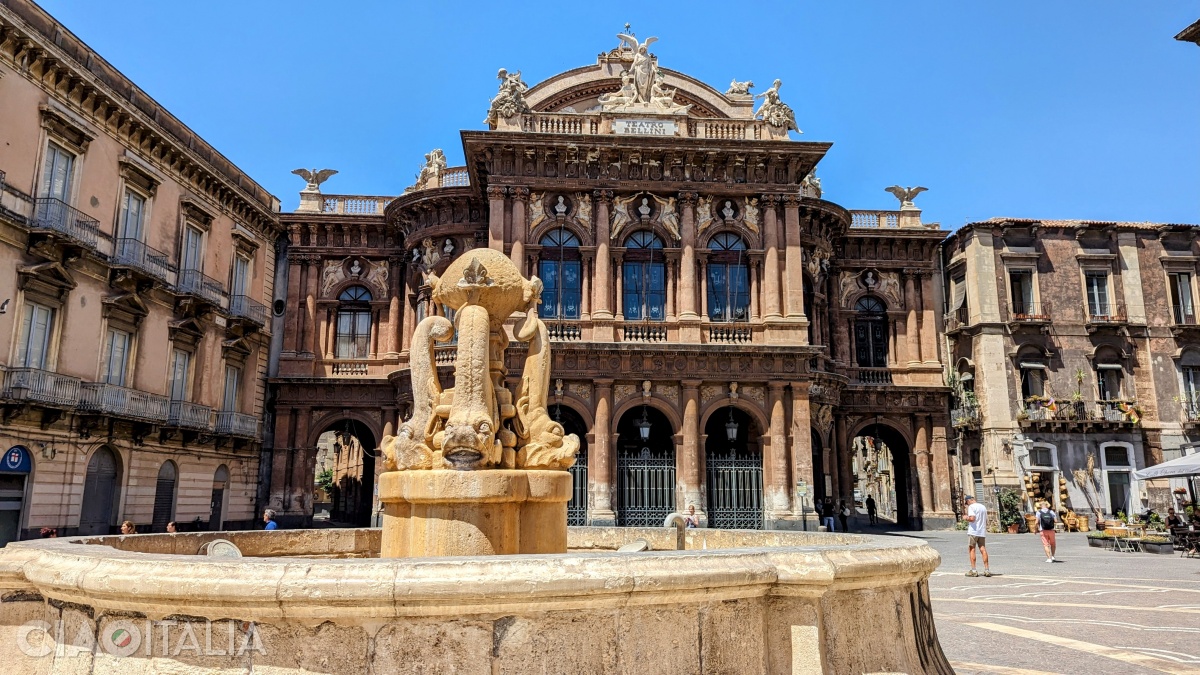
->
[964, 495, 992, 577]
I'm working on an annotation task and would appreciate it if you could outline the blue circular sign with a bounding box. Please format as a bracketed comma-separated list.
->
[2, 446, 32, 473]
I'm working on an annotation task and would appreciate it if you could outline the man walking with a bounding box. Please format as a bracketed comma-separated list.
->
[964, 495, 991, 577]
[821, 498, 837, 532]
[1036, 501, 1058, 562]
[866, 494, 878, 525]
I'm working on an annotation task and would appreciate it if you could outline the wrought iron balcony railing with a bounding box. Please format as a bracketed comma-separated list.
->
[78, 383, 169, 423]
[1010, 301, 1050, 322]
[951, 406, 980, 428]
[113, 238, 175, 283]
[166, 400, 212, 431]
[215, 410, 260, 439]
[31, 197, 100, 248]
[1172, 306, 1198, 326]
[229, 295, 267, 326]
[176, 269, 228, 307]
[2, 368, 81, 407]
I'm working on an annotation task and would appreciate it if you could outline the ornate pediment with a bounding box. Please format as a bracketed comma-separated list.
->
[17, 262, 76, 300]
[102, 292, 150, 325]
[168, 317, 205, 347]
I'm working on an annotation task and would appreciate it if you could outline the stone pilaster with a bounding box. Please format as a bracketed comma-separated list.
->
[679, 380, 704, 521]
[487, 186, 506, 252]
[782, 196, 805, 321]
[761, 195, 782, 321]
[591, 190, 614, 323]
[589, 379, 616, 525]
[765, 382, 792, 519]
[677, 191, 699, 321]
[510, 187, 529, 275]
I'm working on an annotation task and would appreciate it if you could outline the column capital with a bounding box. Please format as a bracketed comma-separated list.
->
[760, 194, 781, 206]
[510, 186, 531, 201]
[594, 378, 614, 388]
[782, 195, 801, 208]
[678, 191, 698, 206]
[682, 379, 702, 390]
[486, 185, 507, 199]
[768, 381, 787, 394]
[593, 189, 614, 204]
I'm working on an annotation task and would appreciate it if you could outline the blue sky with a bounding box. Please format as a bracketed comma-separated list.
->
[37, 2, 1200, 228]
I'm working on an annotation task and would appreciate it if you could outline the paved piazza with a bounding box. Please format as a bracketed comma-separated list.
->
[907, 530, 1200, 674]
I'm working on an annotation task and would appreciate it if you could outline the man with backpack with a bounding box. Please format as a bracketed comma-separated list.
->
[1036, 501, 1058, 562]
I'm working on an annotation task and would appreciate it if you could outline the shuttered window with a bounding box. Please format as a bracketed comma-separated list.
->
[40, 142, 74, 202]
[16, 302, 54, 369]
[152, 461, 176, 531]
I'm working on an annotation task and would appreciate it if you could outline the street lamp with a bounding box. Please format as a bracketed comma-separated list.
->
[724, 406, 739, 443]
[635, 405, 652, 442]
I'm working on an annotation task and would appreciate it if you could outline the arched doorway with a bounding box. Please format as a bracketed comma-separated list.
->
[315, 420, 377, 527]
[79, 446, 121, 535]
[851, 423, 912, 528]
[209, 465, 229, 531]
[704, 406, 762, 529]
[551, 404, 589, 525]
[0, 445, 32, 545]
[811, 429, 827, 503]
[152, 460, 177, 532]
[615, 404, 675, 526]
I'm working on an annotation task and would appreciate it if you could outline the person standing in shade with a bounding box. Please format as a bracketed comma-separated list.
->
[838, 499, 850, 533]
[964, 495, 991, 577]
[684, 504, 699, 528]
[263, 509, 278, 531]
[821, 498, 836, 532]
[866, 494, 878, 525]
[1036, 501, 1058, 562]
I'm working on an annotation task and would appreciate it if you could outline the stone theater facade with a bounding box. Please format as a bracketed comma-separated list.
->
[270, 35, 955, 530]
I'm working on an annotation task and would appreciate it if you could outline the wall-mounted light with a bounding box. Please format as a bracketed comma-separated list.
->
[38, 443, 55, 460]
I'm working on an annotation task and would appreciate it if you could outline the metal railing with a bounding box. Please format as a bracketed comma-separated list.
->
[951, 406, 980, 428]
[215, 411, 260, 438]
[622, 324, 668, 342]
[1186, 402, 1200, 422]
[166, 400, 212, 431]
[1087, 309, 1126, 324]
[1010, 301, 1050, 321]
[849, 210, 901, 228]
[2, 368, 81, 407]
[113, 238, 175, 283]
[331, 361, 368, 376]
[1098, 400, 1137, 423]
[229, 295, 267, 325]
[78, 383, 169, 423]
[176, 269, 228, 307]
[31, 197, 100, 248]
[1173, 306, 1198, 326]
[709, 324, 752, 344]
[546, 322, 582, 341]
[852, 368, 893, 385]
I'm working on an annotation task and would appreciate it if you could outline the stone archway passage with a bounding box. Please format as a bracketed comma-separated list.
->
[853, 424, 913, 528]
[616, 405, 676, 527]
[317, 420, 378, 527]
[552, 404, 589, 525]
[704, 407, 763, 529]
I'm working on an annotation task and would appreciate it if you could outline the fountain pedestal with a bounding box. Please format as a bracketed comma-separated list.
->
[379, 470, 571, 557]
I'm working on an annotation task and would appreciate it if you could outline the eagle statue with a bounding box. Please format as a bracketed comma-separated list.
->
[292, 168, 338, 193]
[885, 185, 928, 208]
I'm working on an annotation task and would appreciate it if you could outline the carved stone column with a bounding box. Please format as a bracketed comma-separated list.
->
[765, 382, 792, 519]
[789, 383, 813, 517]
[930, 415, 952, 515]
[920, 271, 938, 364]
[678, 192, 699, 321]
[510, 187, 529, 275]
[914, 414, 934, 522]
[749, 259, 761, 322]
[589, 379, 616, 525]
[385, 257, 402, 357]
[665, 258, 676, 321]
[833, 414, 848, 502]
[487, 186, 506, 252]
[304, 258, 320, 356]
[400, 288, 416, 355]
[904, 271, 920, 366]
[783, 196, 805, 320]
[761, 196, 782, 320]
[613, 250, 625, 322]
[580, 254, 591, 321]
[680, 380, 704, 522]
[592, 190, 613, 321]
[322, 308, 333, 359]
[282, 236, 303, 354]
[698, 256, 708, 323]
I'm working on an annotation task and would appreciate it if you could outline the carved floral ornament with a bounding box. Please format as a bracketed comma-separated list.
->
[321, 257, 389, 298]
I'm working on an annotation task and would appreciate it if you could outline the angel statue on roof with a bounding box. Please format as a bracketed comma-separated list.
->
[618, 33, 659, 104]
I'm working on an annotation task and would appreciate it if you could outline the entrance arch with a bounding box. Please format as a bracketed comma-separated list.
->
[315, 419, 378, 527]
[151, 460, 177, 532]
[209, 465, 229, 531]
[79, 446, 121, 535]
[615, 404, 676, 526]
[811, 429, 827, 503]
[551, 404, 589, 525]
[704, 406, 763, 529]
[851, 422, 913, 528]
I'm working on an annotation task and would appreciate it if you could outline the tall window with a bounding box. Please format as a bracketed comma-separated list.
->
[1097, 366, 1123, 401]
[1103, 445, 1132, 515]
[1020, 364, 1045, 399]
[231, 254, 250, 298]
[1183, 363, 1200, 415]
[622, 231, 665, 321]
[948, 270, 968, 323]
[1009, 269, 1035, 316]
[853, 296, 888, 368]
[336, 286, 373, 359]
[181, 225, 204, 272]
[102, 328, 131, 387]
[222, 365, 241, 412]
[117, 189, 145, 241]
[707, 233, 749, 322]
[169, 349, 191, 401]
[1085, 271, 1110, 317]
[39, 141, 75, 202]
[16, 302, 55, 369]
[1170, 272, 1195, 325]
[538, 229, 581, 319]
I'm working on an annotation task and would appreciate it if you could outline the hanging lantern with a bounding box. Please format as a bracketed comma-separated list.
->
[725, 407, 739, 443]
[636, 406, 652, 442]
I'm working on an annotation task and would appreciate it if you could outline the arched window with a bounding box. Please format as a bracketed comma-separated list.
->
[707, 233, 749, 322]
[853, 296, 888, 368]
[623, 231, 665, 321]
[336, 286, 373, 359]
[539, 228, 581, 319]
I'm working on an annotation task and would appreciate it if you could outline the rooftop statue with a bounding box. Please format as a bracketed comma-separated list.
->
[290, 168, 337, 193]
[727, 79, 754, 96]
[599, 35, 692, 114]
[754, 79, 800, 133]
[485, 68, 530, 125]
[412, 149, 446, 191]
[381, 248, 579, 472]
[885, 185, 928, 208]
[619, 33, 658, 104]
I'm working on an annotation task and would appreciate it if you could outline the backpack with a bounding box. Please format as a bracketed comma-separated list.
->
[1038, 510, 1055, 530]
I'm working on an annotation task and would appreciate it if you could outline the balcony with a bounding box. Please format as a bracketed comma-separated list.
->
[850, 368, 893, 385]
[166, 400, 212, 431]
[229, 295, 268, 327]
[944, 306, 969, 333]
[215, 411, 260, 439]
[850, 211, 900, 228]
[31, 197, 100, 249]
[546, 321, 582, 342]
[951, 406, 980, 429]
[622, 324, 668, 342]
[78, 383, 169, 423]
[2, 368, 81, 407]
[1020, 398, 1138, 430]
[176, 269, 228, 308]
[112, 238, 175, 284]
[1009, 301, 1051, 324]
[708, 324, 752, 344]
[330, 360, 368, 376]
[1086, 309, 1127, 333]
[1171, 306, 1199, 337]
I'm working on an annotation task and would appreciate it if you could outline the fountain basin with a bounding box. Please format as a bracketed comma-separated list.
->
[0, 528, 951, 674]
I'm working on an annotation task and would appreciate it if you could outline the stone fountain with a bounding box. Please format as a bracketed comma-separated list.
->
[0, 250, 954, 674]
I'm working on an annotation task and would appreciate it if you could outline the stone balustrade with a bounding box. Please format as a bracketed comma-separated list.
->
[320, 195, 392, 215]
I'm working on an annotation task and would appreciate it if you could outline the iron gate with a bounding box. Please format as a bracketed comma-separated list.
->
[705, 453, 763, 529]
[567, 454, 588, 526]
[616, 448, 676, 526]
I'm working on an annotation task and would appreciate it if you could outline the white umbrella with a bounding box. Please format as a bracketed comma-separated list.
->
[1133, 453, 1200, 480]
